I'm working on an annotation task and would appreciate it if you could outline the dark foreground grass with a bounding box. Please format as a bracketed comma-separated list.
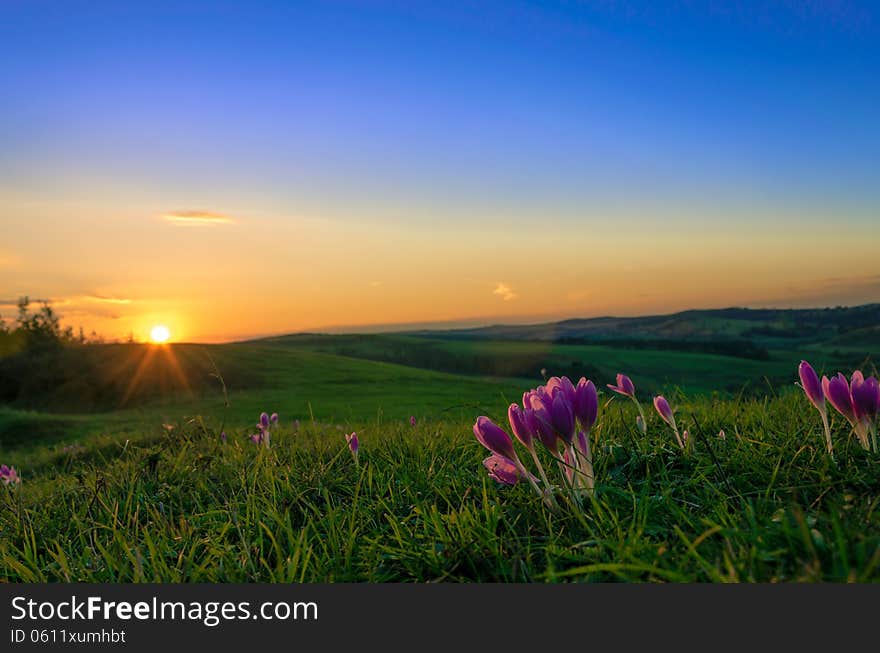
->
[1, 392, 878, 582]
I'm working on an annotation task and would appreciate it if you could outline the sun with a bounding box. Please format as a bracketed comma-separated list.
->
[150, 325, 171, 344]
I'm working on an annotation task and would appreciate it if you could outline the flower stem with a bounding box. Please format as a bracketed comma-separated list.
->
[631, 396, 647, 434]
[528, 447, 558, 509]
[820, 410, 834, 456]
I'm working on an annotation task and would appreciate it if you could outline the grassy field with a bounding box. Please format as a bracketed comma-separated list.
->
[1, 340, 879, 582]
[262, 332, 872, 395]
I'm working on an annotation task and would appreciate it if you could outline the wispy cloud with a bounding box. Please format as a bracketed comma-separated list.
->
[161, 211, 236, 227]
[85, 294, 132, 305]
[493, 282, 517, 301]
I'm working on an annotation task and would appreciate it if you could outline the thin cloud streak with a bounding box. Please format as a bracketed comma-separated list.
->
[161, 211, 236, 227]
[86, 295, 133, 305]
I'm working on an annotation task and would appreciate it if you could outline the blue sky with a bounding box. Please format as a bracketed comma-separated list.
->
[1, 1, 878, 339]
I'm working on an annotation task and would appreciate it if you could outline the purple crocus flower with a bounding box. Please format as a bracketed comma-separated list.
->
[526, 394, 559, 452]
[822, 373, 856, 425]
[653, 395, 684, 449]
[798, 361, 825, 412]
[270, 412, 279, 424]
[546, 376, 576, 404]
[799, 361, 834, 454]
[550, 392, 576, 443]
[410, 415, 417, 427]
[573, 378, 598, 432]
[0, 465, 20, 486]
[607, 373, 635, 398]
[482, 454, 522, 486]
[346, 432, 359, 454]
[508, 403, 534, 449]
[473, 417, 518, 461]
[250, 433, 263, 445]
[220, 431, 227, 443]
[653, 396, 676, 430]
[851, 373, 879, 424]
[260, 413, 271, 429]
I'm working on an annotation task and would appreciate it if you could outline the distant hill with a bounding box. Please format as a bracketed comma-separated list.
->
[403, 304, 880, 349]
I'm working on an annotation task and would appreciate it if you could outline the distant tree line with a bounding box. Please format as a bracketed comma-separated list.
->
[0, 297, 249, 411]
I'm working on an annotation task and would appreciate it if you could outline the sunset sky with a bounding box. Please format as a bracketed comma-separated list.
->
[1, 1, 878, 342]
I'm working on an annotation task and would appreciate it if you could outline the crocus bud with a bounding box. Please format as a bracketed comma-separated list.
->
[823, 374, 856, 425]
[270, 412, 279, 424]
[798, 361, 824, 411]
[473, 417, 518, 461]
[546, 376, 576, 404]
[0, 464, 20, 486]
[573, 378, 598, 432]
[636, 415, 646, 434]
[410, 416, 417, 427]
[852, 375, 879, 423]
[608, 373, 635, 398]
[682, 430, 690, 446]
[550, 392, 575, 444]
[535, 419, 559, 453]
[220, 431, 227, 443]
[508, 403, 534, 448]
[718, 429, 726, 440]
[482, 454, 522, 486]
[260, 412, 270, 429]
[653, 396, 676, 431]
[346, 432, 359, 454]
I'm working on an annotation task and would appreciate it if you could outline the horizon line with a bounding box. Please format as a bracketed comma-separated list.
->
[213, 299, 879, 346]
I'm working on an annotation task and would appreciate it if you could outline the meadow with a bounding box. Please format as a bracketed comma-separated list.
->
[0, 306, 878, 582]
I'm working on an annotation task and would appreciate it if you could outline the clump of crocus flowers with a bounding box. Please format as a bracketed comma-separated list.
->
[250, 411, 279, 447]
[474, 375, 599, 508]
[0, 464, 20, 486]
[800, 361, 879, 454]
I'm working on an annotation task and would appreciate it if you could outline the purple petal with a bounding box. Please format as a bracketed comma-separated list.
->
[546, 376, 576, 404]
[473, 417, 517, 460]
[852, 375, 879, 422]
[482, 454, 521, 486]
[550, 392, 575, 443]
[607, 373, 635, 397]
[573, 378, 598, 431]
[653, 395, 675, 428]
[823, 374, 856, 425]
[508, 403, 533, 448]
[798, 360, 825, 411]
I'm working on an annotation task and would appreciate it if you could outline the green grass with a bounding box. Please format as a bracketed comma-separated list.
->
[2, 380, 879, 581]
[268, 332, 866, 395]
